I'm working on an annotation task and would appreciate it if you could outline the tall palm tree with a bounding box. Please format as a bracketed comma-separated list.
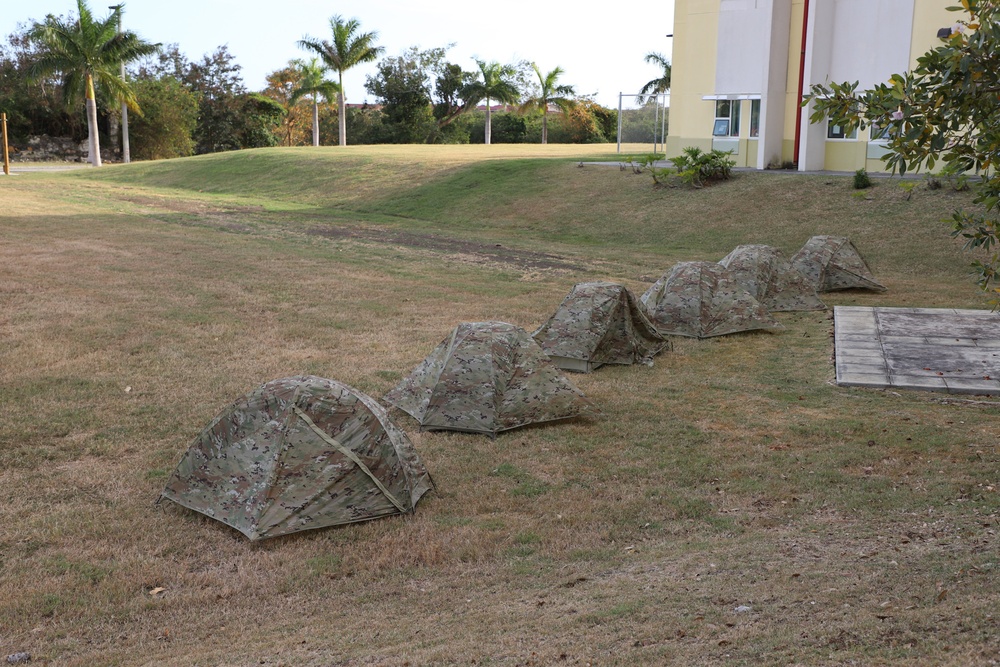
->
[298, 15, 383, 147]
[27, 0, 158, 166]
[637, 52, 671, 105]
[519, 63, 576, 145]
[289, 58, 340, 147]
[464, 60, 520, 145]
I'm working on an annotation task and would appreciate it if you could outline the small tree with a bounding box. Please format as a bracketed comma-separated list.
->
[27, 0, 158, 166]
[128, 75, 197, 160]
[184, 45, 246, 154]
[805, 1, 1000, 299]
[364, 50, 436, 143]
[433, 61, 476, 130]
[463, 59, 520, 145]
[298, 15, 383, 147]
[518, 63, 575, 144]
[289, 58, 339, 147]
[261, 63, 309, 147]
[232, 93, 285, 149]
[551, 98, 614, 144]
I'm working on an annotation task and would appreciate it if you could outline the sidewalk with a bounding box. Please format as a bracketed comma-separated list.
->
[586, 158, 932, 179]
[2, 162, 90, 175]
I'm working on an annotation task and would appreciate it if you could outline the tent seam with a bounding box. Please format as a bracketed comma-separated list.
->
[292, 406, 407, 514]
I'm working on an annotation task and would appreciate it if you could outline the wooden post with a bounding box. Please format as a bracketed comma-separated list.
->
[2, 113, 9, 176]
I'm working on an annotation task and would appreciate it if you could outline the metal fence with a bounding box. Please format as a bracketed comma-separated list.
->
[616, 93, 669, 154]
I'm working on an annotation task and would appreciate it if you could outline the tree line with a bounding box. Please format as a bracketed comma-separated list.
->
[2, 0, 671, 164]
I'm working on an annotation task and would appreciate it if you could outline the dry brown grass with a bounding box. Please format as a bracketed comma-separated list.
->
[1, 151, 999, 666]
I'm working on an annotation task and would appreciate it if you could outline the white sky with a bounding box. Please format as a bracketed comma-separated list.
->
[3, 0, 675, 109]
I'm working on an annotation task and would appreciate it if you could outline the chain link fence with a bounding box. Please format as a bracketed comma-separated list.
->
[616, 93, 669, 154]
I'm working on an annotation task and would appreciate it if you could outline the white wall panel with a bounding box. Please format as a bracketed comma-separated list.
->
[824, 0, 914, 88]
[715, 0, 768, 94]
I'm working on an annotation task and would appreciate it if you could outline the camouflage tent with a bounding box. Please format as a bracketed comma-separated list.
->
[160, 375, 433, 541]
[384, 321, 597, 437]
[532, 281, 669, 372]
[640, 261, 784, 339]
[718, 244, 826, 312]
[790, 235, 887, 292]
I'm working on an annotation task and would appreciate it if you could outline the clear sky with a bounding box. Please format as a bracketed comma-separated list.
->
[3, 0, 675, 110]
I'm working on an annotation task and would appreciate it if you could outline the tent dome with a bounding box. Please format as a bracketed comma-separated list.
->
[533, 281, 668, 372]
[719, 244, 826, 312]
[790, 235, 886, 292]
[160, 375, 432, 541]
[385, 321, 596, 437]
[640, 262, 783, 339]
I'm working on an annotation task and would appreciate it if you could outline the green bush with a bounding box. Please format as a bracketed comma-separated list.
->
[465, 111, 526, 144]
[853, 168, 872, 189]
[662, 147, 735, 188]
[939, 163, 971, 192]
[129, 76, 198, 160]
[620, 153, 663, 175]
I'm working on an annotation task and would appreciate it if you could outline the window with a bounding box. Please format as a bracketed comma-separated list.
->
[827, 120, 857, 140]
[714, 100, 741, 137]
[869, 123, 891, 142]
[749, 100, 760, 138]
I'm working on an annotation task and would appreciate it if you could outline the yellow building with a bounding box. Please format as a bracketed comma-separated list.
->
[666, 0, 957, 172]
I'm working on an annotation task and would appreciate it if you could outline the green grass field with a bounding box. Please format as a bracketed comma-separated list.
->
[1, 144, 998, 666]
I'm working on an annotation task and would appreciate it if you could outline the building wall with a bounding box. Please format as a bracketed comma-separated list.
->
[667, 0, 958, 172]
[665, 1, 721, 161]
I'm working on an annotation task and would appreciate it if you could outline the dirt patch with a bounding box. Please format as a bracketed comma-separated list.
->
[307, 224, 584, 272]
[121, 195, 260, 233]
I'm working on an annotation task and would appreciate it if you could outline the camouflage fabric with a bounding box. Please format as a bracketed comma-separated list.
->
[790, 235, 887, 292]
[160, 375, 433, 541]
[532, 281, 669, 372]
[640, 261, 784, 339]
[718, 244, 827, 312]
[384, 321, 597, 437]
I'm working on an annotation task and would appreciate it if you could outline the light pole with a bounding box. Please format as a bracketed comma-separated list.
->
[109, 4, 129, 163]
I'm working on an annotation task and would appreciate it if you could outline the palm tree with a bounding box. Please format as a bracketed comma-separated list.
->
[27, 0, 158, 166]
[464, 60, 521, 145]
[637, 52, 671, 105]
[519, 63, 576, 145]
[289, 58, 340, 147]
[298, 15, 383, 147]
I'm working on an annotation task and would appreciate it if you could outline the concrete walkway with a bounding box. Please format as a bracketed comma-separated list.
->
[834, 306, 1000, 395]
[2, 163, 90, 175]
[587, 159, 934, 180]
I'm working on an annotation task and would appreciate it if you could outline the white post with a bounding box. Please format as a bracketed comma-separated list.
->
[661, 93, 668, 154]
[120, 60, 129, 163]
[616, 92, 623, 153]
[110, 4, 129, 163]
[653, 93, 660, 153]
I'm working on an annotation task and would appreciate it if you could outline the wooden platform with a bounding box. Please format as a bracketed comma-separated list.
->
[834, 306, 1000, 395]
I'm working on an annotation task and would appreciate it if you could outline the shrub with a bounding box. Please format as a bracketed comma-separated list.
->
[853, 168, 872, 189]
[939, 163, 971, 192]
[466, 111, 526, 144]
[620, 153, 663, 175]
[129, 76, 198, 160]
[665, 147, 736, 188]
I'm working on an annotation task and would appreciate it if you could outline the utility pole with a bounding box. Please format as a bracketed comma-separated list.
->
[110, 4, 129, 163]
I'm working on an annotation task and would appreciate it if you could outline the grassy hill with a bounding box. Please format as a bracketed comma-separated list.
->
[1, 146, 997, 665]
